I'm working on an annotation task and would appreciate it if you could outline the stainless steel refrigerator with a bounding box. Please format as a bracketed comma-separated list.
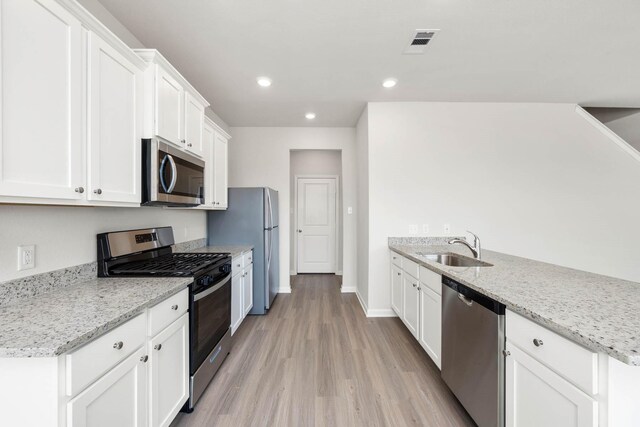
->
[207, 187, 279, 314]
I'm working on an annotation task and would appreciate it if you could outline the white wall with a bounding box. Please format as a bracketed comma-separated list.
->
[355, 108, 369, 307]
[0, 206, 206, 282]
[228, 127, 358, 292]
[76, 0, 145, 48]
[360, 102, 640, 312]
[289, 150, 343, 273]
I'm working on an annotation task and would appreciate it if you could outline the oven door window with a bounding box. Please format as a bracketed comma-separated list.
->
[157, 149, 204, 199]
[191, 277, 231, 371]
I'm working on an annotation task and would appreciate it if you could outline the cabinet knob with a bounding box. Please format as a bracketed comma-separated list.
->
[154, 344, 162, 351]
[393, 256, 397, 260]
[503, 350, 511, 357]
[171, 304, 178, 311]
[413, 283, 417, 288]
[533, 338, 544, 347]
[181, 139, 186, 144]
[397, 272, 401, 276]
[297, 229, 303, 233]
[188, 143, 193, 147]
[113, 341, 123, 350]
[140, 355, 148, 363]
[75, 187, 85, 194]
[417, 287, 421, 291]
[93, 188, 102, 195]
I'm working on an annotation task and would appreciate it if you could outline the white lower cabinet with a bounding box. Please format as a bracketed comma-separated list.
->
[506, 342, 597, 427]
[231, 250, 254, 335]
[243, 266, 254, 316]
[67, 347, 147, 427]
[390, 264, 403, 317]
[149, 313, 189, 427]
[418, 285, 441, 369]
[402, 273, 420, 338]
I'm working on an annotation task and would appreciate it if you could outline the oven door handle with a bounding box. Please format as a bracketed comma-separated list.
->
[193, 274, 231, 302]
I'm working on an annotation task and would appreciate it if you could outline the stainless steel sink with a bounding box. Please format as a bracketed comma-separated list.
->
[416, 252, 493, 267]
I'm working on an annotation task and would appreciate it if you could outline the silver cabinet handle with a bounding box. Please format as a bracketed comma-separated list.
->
[533, 338, 544, 347]
[171, 304, 178, 311]
[457, 293, 473, 307]
[93, 189, 102, 195]
[140, 355, 148, 363]
[75, 187, 85, 193]
[154, 344, 162, 351]
[113, 341, 123, 350]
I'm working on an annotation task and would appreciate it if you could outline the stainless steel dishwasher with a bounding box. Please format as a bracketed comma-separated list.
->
[441, 276, 505, 427]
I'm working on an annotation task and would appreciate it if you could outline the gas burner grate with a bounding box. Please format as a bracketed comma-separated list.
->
[110, 253, 228, 276]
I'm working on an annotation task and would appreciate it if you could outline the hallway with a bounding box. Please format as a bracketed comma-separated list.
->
[172, 275, 474, 426]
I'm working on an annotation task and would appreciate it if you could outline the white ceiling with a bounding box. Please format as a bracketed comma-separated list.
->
[97, 0, 640, 127]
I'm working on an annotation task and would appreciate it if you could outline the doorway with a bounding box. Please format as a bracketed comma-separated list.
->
[290, 150, 343, 276]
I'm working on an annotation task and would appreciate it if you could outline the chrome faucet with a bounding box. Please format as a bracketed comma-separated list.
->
[448, 231, 482, 260]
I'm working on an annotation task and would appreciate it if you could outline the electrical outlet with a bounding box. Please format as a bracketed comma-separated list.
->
[18, 245, 35, 271]
[409, 224, 418, 235]
[444, 224, 451, 234]
[422, 224, 430, 234]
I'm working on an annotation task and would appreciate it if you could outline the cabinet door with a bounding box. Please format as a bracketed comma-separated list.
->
[231, 273, 243, 335]
[201, 121, 215, 208]
[402, 274, 420, 338]
[67, 347, 147, 427]
[0, 0, 83, 200]
[149, 313, 189, 427]
[212, 133, 228, 208]
[391, 264, 403, 317]
[505, 342, 597, 427]
[87, 32, 143, 204]
[243, 265, 253, 316]
[419, 286, 441, 369]
[155, 66, 183, 145]
[184, 92, 204, 157]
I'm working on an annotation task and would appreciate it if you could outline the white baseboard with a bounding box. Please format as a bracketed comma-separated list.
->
[278, 287, 292, 294]
[355, 289, 368, 316]
[341, 286, 356, 293]
[289, 270, 296, 276]
[366, 308, 397, 318]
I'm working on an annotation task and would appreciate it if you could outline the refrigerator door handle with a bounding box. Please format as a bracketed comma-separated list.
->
[265, 189, 273, 230]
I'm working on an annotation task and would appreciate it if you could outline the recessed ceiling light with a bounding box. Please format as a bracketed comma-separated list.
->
[382, 78, 398, 88]
[305, 112, 316, 120]
[257, 77, 272, 87]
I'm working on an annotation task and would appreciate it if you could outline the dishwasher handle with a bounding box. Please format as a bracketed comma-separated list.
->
[442, 276, 505, 315]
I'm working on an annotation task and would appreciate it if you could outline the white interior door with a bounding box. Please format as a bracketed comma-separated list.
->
[296, 178, 336, 273]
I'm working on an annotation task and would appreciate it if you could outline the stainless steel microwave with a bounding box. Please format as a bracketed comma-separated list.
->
[142, 138, 205, 206]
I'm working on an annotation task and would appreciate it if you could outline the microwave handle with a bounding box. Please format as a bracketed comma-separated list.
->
[160, 154, 178, 194]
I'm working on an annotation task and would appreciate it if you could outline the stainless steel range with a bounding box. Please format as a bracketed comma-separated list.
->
[97, 226, 232, 411]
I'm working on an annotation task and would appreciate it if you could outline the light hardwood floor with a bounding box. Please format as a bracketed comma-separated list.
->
[172, 274, 474, 427]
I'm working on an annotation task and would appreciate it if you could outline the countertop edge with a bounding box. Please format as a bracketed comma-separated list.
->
[389, 245, 640, 367]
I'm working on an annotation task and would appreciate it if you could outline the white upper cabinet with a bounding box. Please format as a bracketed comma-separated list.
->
[135, 49, 209, 156]
[0, 0, 84, 200]
[213, 132, 229, 208]
[155, 66, 183, 145]
[87, 32, 145, 204]
[184, 91, 205, 157]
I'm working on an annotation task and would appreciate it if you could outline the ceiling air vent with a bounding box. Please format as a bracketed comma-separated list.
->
[404, 29, 439, 54]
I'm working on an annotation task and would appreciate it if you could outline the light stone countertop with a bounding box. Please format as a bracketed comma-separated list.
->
[0, 277, 191, 358]
[188, 245, 254, 258]
[389, 242, 640, 366]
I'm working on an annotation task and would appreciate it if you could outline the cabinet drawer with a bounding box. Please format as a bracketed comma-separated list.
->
[506, 310, 598, 395]
[148, 288, 189, 337]
[232, 255, 244, 277]
[66, 313, 146, 396]
[243, 250, 253, 266]
[390, 252, 402, 267]
[402, 257, 420, 280]
[419, 266, 441, 295]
